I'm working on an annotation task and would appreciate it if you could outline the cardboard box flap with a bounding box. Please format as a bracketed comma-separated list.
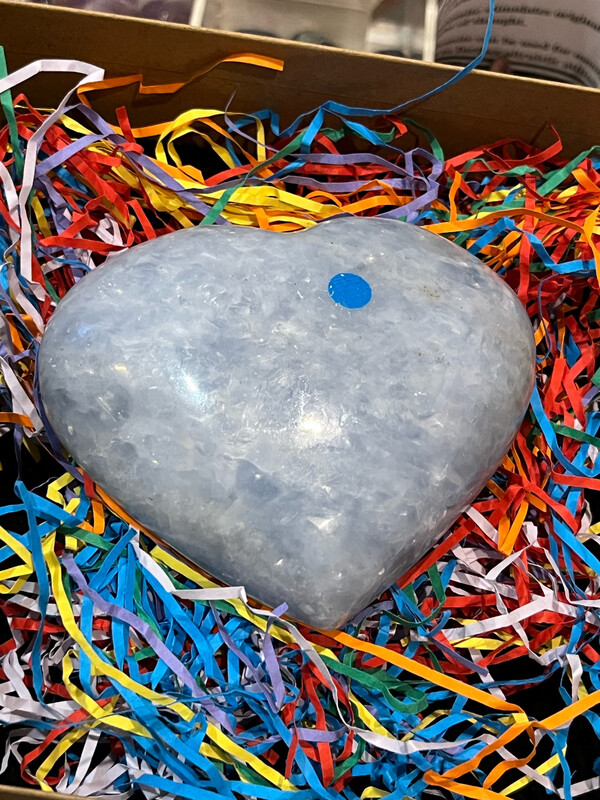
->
[2, 0, 600, 157]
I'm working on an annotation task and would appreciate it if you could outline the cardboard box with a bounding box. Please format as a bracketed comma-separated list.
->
[2, 0, 600, 159]
[0, 2, 600, 798]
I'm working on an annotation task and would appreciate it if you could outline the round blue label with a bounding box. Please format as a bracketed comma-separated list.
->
[328, 272, 372, 309]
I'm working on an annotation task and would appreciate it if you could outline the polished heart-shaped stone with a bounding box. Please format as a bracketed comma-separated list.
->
[38, 218, 535, 629]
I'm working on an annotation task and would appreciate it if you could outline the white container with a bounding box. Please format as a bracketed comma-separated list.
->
[202, 0, 380, 50]
[436, 0, 600, 87]
[366, 0, 438, 60]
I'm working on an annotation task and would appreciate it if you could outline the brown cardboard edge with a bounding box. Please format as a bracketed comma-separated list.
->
[0, 786, 88, 799]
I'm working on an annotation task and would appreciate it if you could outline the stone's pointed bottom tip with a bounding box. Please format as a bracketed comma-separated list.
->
[38, 217, 536, 628]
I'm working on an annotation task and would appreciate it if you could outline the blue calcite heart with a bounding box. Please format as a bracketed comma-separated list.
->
[38, 218, 535, 629]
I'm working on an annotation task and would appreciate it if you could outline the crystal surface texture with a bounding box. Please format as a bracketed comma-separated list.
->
[38, 218, 536, 629]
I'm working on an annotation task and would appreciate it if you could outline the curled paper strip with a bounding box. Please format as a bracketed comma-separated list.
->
[1, 33, 600, 799]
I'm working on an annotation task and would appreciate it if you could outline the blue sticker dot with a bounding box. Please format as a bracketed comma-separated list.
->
[328, 272, 372, 309]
